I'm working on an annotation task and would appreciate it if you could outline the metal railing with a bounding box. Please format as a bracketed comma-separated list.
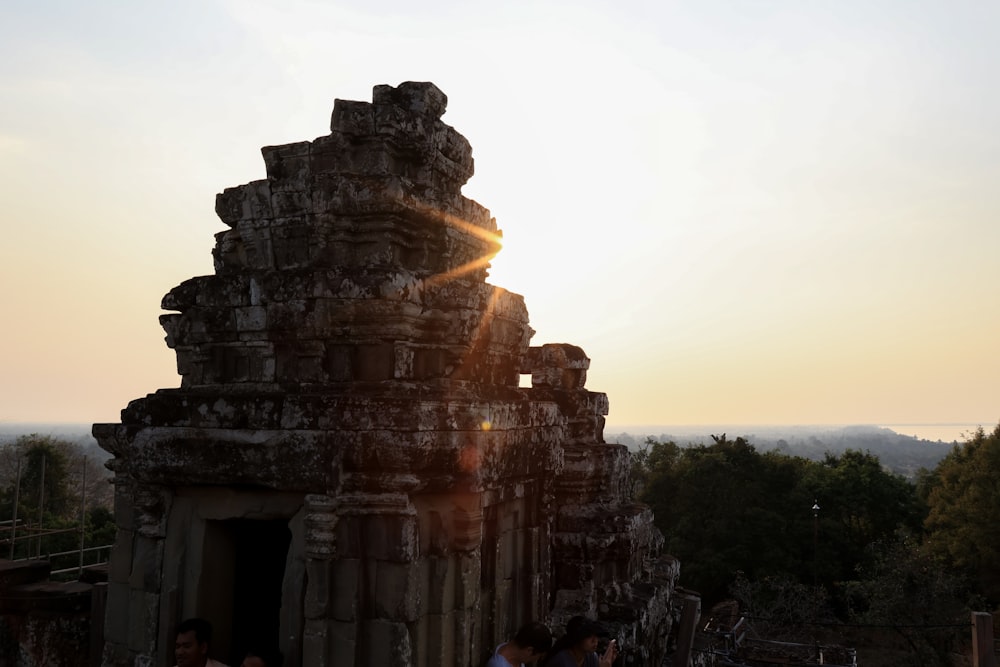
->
[3, 451, 113, 579]
[695, 616, 857, 667]
[49, 544, 113, 576]
[2, 527, 112, 578]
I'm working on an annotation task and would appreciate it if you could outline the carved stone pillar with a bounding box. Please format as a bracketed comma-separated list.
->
[100, 470, 172, 667]
[302, 494, 340, 666]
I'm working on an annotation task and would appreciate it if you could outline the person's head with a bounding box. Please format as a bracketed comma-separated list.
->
[174, 618, 212, 667]
[541, 616, 602, 665]
[241, 646, 284, 667]
[565, 617, 603, 654]
[510, 622, 553, 664]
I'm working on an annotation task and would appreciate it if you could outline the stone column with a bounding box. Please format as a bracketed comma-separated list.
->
[416, 490, 484, 667]
[303, 492, 423, 667]
[102, 474, 171, 667]
[301, 494, 341, 666]
[356, 493, 420, 666]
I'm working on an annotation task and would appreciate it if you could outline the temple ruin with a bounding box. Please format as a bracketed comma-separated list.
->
[94, 81, 680, 667]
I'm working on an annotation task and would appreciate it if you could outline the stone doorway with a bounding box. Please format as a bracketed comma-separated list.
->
[202, 518, 292, 666]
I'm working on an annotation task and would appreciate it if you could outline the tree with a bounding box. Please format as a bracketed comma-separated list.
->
[805, 449, 924, 584]
[844, 533, 977, 667]
[8, 435, 72, 517]
[639, 435, 818, 601]
[730, 571, 835, 642]
[0, 434, 115, 561]
[635, 436, 924, 604]
[1, 434, 113, 518]
[631, 437, 679, 516]
[919, 422, 1000, 601]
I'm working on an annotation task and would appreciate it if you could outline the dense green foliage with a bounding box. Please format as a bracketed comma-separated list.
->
[634, 434, 923, 602]
[15, 436, 72, 516]
[844, 535, 975, 665]
[0, 434, 115, 565]
[615, 425, 955, 479]
[919, 423, 1000, 601]
[633, 423, 1000, 665]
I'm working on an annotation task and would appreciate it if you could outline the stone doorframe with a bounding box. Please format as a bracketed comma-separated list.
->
[158, 488, 308, 667]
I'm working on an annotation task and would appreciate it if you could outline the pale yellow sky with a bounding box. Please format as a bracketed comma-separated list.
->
[1, 0, 998, 428]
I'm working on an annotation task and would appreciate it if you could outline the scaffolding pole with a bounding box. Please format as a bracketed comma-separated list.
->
[78, 455, 88, 574]
[9, 456, 21, 559]
[35, 453, 45, 559]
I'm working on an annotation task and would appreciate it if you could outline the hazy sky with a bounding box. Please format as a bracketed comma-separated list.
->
[1, 0, 998, 428]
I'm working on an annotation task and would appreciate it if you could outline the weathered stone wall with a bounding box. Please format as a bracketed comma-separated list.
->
[0, 560, 97, 667]
[94, 82, 677, 667]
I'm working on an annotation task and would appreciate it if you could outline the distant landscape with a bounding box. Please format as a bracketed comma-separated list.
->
[608, 423, 988, 479]
[0, 422, 106, 456]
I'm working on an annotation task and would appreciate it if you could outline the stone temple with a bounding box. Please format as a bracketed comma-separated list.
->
[94, 82, 681, 667]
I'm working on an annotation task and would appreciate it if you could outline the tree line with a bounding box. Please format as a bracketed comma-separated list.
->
[611, 424, 957, 479]
[0, 434, 115, 565]
[632, 423, 1000, 666]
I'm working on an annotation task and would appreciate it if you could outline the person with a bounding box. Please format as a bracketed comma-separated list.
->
[240, 646, 283, 667]
[486, 621, 554, 666]
[543, 616, 617, 667]
[173, 618, 230, 667]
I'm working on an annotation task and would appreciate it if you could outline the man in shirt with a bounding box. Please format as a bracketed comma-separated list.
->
[486, 621, 554, 667]
[173, 618, 229, 667]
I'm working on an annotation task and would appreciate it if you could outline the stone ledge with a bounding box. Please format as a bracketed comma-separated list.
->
[0, 580, 92, 614]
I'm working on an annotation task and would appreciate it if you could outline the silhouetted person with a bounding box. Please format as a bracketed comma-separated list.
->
[543, 617, 616, 667]
[486, 622, 553, 666]
[173, 618, 230, 667]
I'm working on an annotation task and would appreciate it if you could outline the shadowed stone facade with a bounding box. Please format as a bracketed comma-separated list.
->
[94, 82, 679, 667]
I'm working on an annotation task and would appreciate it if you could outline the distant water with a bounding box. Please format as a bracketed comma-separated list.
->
[879, 423, 987, 443]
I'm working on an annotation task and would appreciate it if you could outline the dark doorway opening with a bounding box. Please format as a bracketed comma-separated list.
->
[203, 518, 291, 666]
[230, 518, 291, 665]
